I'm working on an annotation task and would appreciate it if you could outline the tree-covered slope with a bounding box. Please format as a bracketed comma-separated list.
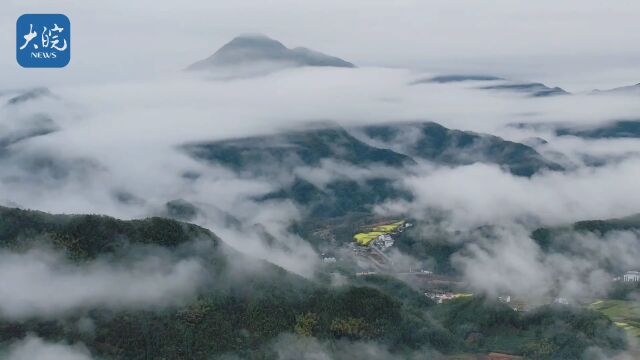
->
[532, 213, 640, 251]
[358, 122, 563, 177]
[183, 122, 561, 220]
[184, 125, 415, 218]
[183, 126, 414, 174]
[259, 177, 412, 218]
[433, 297, 625, 359]
[0, 206, 218, 259]
[0, 207, 629, 359]
[0, 207, 422, 358]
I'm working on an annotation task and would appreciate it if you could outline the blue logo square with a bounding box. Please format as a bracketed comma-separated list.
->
[17, 14, 71, 68]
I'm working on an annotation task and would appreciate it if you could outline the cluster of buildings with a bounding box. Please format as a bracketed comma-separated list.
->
[425, 291, 456, 304]
[623, 270, 640, 282]
[372, 233, 394, 250]
[344, 220, 414, 271]
[553, 297, 570, 305]
[320, 252, 338, 264]
[322, 256, 337, 264]
[612, 270, 640, 282]
[425, 291, 472, 304]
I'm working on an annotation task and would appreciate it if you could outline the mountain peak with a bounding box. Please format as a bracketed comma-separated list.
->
[187, 34, 355, 71]
[233, 33, 272, 40]
[224, 33, 287, 49]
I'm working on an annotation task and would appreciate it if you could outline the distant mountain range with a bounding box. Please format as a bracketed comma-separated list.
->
[416, 74, 640, 98]
[593, 83, 640, 95]
[412, 74, 569, 97]
[186, 34, 640, 101]
[480, 82, 569, 97]
[184, 126, 412, 173]
[183, 125, 415, 218]
[555, 120, 640, 139]
[185, 122, 561, 177]
[416, 75, 505, 84]
[183, 122, 563, 218]
[512, 120, 640, 139]
[187, 34, 355, 71]
[357, 122, 563, 176]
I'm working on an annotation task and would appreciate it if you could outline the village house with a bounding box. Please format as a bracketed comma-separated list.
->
[320, 252, 337, 263]
[553, 297, 569, 305]
[374, 234, 394, 249]
[377, 233, 392, 242]
[322, 256, 337, 263]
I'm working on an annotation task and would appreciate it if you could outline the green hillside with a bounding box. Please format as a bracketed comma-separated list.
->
[360, 122, 564, 177]
[183, 126, 414, 173]
[0, 207, 628, 359]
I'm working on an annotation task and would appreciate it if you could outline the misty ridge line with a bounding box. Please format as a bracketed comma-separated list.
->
[1, 37, 640, 219]
[3, 54, 640, 278]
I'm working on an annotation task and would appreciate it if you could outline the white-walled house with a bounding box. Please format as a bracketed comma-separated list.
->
[374, 234, 394, 249]
[377, 234, 392, 242]
[553, 297, 569, 305]
[623, 271, 640, 282]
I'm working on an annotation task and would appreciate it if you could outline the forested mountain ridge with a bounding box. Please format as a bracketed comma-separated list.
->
[0, 206, 628, 359]
[183, 122, 562, 219]
[357, 122, 563, 176]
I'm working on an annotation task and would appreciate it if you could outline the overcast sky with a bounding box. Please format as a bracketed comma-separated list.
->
[2, 0, 640, 91]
